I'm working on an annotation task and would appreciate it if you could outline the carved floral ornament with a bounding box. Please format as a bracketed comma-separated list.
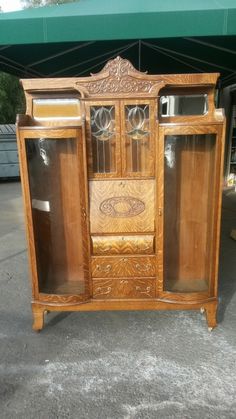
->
[99, 196, 145, 218]
[75, 56, 164, 96]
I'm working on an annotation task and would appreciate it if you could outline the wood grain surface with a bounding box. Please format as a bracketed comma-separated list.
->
[17, 57, 225, 331]
[91, 235, 155, 255]
[91, 255, 156, 278]
[89, 179, 155, 233]
[93, 277, 155, 299]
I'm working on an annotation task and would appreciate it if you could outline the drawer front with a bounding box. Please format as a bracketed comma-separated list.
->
[91, 256, 156, 278]
[91, 235, 155, 255]
[93, 278, 155, 299]
[89, 179, 155, 233]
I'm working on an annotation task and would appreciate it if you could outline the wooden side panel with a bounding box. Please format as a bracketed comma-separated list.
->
[89, 179, 155, 233]
[156, 123, 164, 296]
[56, 136, 88, 285]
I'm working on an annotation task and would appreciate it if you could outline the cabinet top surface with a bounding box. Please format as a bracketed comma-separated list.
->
[21, 56, 219, 98]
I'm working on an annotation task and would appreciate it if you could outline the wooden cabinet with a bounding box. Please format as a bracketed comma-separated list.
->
[16, 57, 225, 331]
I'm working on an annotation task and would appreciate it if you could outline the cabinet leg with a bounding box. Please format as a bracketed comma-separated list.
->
[205, 303, 217, 330]
[32, 305, 45, 332]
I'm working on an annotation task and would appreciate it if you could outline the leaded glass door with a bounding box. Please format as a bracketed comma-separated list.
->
[86, 101, 121, 178]
[86, 100, 155, 179]
[121, 100, 155, 177]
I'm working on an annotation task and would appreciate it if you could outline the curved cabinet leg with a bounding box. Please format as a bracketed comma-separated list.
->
[32, 304, 44, 332]
[205, 302, 217, 330]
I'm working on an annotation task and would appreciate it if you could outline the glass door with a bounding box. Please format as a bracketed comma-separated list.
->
[19, 127, 90, 301]
[86, 101, 121, 178]
[121, 100, 155, 177]
[158, 125, 223, 298]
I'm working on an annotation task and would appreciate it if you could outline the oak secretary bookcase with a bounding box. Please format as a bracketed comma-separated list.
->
[16, 57, 225, 331]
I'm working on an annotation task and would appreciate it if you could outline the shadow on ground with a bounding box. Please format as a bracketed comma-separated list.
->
[0, 182, 236, 419]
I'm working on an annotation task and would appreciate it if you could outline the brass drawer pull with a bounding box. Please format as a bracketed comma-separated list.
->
[95, 264, 112, 273]
[135, 285, 152, 297]
[135, 263, 152, 272]
[94, 286, 112, 296]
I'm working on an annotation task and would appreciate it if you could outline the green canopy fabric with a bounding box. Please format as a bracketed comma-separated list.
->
[1, 0, 236, 44]
[0, 0, 236, 86]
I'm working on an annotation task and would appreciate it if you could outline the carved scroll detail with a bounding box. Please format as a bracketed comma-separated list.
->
[135, 285, 152, 297]
[92, 277, 155, 299]
[75, 56, 163, 96]
[135, 263, 152, 272]
[99, 196, 145, 218]
[93, 286, 112, 297]
[95, 264, 112, 273]
[94, 56, 146, 77]
[86, 77, 153, 95]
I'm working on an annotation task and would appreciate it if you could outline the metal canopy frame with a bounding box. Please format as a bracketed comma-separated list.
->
[0, 1, 236, 86]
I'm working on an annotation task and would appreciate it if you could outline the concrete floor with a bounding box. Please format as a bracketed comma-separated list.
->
[0, 181, 236, 419]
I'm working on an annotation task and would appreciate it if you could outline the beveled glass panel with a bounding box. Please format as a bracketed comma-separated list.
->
[26, 137, 87, 295]
[163, 134, 216, 292]
[90, 105, 116, 173]
[124, 104, 152, 174]
[160, 94, 208, 116]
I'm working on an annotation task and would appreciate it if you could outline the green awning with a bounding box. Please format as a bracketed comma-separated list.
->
[1, 0, 236, 44]
[0, 0, 236, 86]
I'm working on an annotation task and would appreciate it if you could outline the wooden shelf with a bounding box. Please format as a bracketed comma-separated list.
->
[40, 281, 85, 295]
[165, 278, 209, 293]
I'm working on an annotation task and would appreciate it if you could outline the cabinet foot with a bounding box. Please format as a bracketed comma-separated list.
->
[32, 306, 45, 332]
[205, 303, 217, 330]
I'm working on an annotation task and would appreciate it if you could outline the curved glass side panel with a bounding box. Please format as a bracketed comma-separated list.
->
[164, 134, 216, 292]
[26, 137, 87, 295]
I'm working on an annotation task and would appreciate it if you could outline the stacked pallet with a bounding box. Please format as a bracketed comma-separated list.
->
[0, 124, 19, 179]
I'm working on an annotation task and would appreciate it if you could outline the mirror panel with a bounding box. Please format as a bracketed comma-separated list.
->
[160, 94, 208, 117]
[33, 98, 81, 120]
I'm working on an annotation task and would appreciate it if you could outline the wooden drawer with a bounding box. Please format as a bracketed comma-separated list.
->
[91, 235, 155, 255]
[93, 278, 155, 299]
[91, 256, 156, 278]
